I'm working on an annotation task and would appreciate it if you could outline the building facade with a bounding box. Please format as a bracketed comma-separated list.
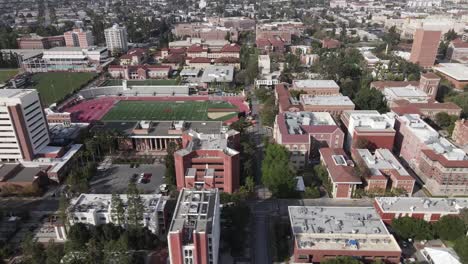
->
[409, 29, 441, 68]
[352, 148, 416, 195]
[340, 110, 397, 151]
[64, 28, 94, 48]
[17, 35, 65, 49]
[289, 206, 401, 263]
[0, 89, 50, 161]
[452, 119, 468, 146]
[168, 188, 220, 264]
[291, 80, 341, 96]
[394, 114, 468, 195]
[273, 112, 344, 170]
[174, 130, 240, 193]
[104, 25, 128, 54]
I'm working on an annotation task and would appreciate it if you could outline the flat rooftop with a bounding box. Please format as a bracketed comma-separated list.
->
[289, 206, 400, 252]
[200, 66, 234, 83]
[375, 197, 468, 213]
[356, 149, 410, 177]
[434, 63, 468, 81]
[284, 111, 337, 133]
[292, 80, 339, 89]
[169, 189, 219, 241]
[177, 130, 239, 156]
[347, 111, 396, 131]
[0, 89, 36, 100]
[399, 114, 466, 161]
[69, 193, 167, 214]
[384, 87, 428, 98]
[300, 94, 355, 106]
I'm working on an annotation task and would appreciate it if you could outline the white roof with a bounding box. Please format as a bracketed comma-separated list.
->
[434, 63, 468, 81]
[293, 80, 340, 89]
[422, 247, 461, 264]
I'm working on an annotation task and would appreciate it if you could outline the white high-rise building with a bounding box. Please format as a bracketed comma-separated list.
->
[104, 24, 128, 54]
[0, 89, 49, 161]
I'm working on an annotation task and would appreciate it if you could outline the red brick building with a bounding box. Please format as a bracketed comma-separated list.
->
[273, 112, 344, 170]
[168, 188, 220, 264]
[17, 35, 65, 49]
[409, 29, 441, 68]
[391, 99, 462, 119]
[352, 148, 415, 195]
[371, 73, 440, 101]
[289, 206, 401, 263]
[374, 197, 468, 224]
[174, 130, 240, 193]
[291, 80, 340, 96]
[108, 65, 171, 80]
[319, 148, 362, 198]
[452, 119, 468, 146]
[341, 110, 397, 151]
[394, 114, 468, 195]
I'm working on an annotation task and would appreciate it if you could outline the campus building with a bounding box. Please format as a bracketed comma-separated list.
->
[352, 148, 416, 195]
[168, 188, 220, 264]
[64, 28, 94, 48]
[452, 119, 468, 146]
[394, 114, 468, 195]
[288, 206, 401, 263]
[174, 130, 240, 193]
[0, 89, 49, 161]
[409, 29, 441, 68]
[17, 34, 65, 49]
[21, 46, 110, 73]
[433, 63, 468, 90]
[390, 100, 462, 119]
[68, 193, 169, 235]
[371, 73, 440, 102]
[340, 110, 396, 151]
[104, 24, 128, 53]
[374, 197, 468, 223]
[273, 112, 344, 170]
[290, 80, 340, 96]
[300, 94, 355, 116]
[319, 148, 362, 199]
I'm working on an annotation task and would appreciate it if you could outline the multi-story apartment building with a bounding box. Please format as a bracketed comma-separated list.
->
[168, 188, 220, 264]
[273, 112, 344, 170]
[104, 24, 128, 54]
[409, 29, 441, 68]
[290, 80, 340, 96]
[340, 110, 396, 151]
[0, 89, 49, 161]
[394, 114, 468, 195]
[68, 194, 169, 235]
[374, 197, 468, 224]
[64, 28, 94, 48]
[452, 119, 468, 146]
[319, 148, 362, 199]
[352, 148, 416, 194]
[288, 206, 401, 263]
[174, 130, 240, 193]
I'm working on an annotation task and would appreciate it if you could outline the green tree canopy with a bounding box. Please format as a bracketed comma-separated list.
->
[354, 87, 388, 113]
[262, 143, 296, 198]
[391, 217, 434, 241]
[433, 215, 466, 241]
[454, 236, 468, 264]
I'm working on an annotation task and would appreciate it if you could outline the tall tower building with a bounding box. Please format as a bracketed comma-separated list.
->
[104, 24, 128, 54]
[0, 89, 50, 161]
[168, 188, 220, 264]
[64, 28, 94, 48]
[409, 29, 441, 68]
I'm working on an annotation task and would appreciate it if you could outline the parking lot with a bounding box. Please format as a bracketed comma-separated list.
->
[90, 163, 166, 194]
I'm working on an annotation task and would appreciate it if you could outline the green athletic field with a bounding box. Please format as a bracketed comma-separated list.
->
[0, 69, 19, 83]
[101, 101, 238, 121]
[29, 72, 97, 106]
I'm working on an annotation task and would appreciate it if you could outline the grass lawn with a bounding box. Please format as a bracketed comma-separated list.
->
[0, 69, 19, 83]
[101, 101, 237, 121]
[101, 79, 179, 86]
[29, 72, 97, 106]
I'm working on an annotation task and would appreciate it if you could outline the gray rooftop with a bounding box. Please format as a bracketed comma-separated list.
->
[0, 164, 42, 183]
[375, 197, 468, 213]
[283, 111, 337, 135]
[200, 66, 234, 83]
[292, 80, 339, 89]
[356, 149, 411, 178]
[169, 189, 219, 244]
[177, 130, 239, 156]
[300, 94, 355, 106]
[0, 89, 35, 99]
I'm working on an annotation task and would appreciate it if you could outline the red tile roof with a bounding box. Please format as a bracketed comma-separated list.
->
[256, 38, 271, 48]
[187, 44, 206, 53]
[371, 81, 419, 90]
[189, 57, 212, 63]
[451, 38, 468, 49]
[220, 43, 241, 53]
[319, 148, 362, 183]
[421, 149, 468, 168]
[214, 57, 240, 63]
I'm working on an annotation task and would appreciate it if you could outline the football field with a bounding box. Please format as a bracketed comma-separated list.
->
[101, 100, 237, 121]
